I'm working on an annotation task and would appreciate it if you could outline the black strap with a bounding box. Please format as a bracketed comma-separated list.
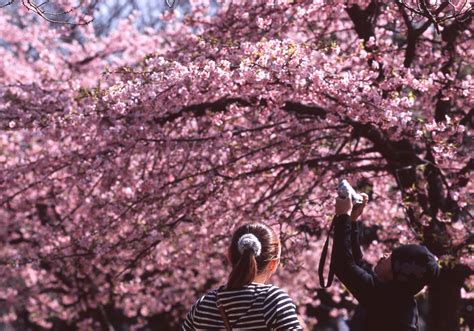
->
[216, 290, 232, 331]
[318, 218, 335, 288]
[217, 303, 232, 331]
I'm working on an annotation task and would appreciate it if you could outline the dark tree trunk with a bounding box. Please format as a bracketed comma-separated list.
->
[427, 265, 471, 331]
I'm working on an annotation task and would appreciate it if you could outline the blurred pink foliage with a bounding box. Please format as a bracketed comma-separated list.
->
[0, 0, 472, 329]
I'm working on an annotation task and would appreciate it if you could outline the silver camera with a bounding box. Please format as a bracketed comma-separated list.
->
[337, 179, 363, 204]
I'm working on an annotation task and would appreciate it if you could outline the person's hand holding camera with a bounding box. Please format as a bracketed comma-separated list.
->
[335, 195, 352, 216]
[350, 193, 369, 222]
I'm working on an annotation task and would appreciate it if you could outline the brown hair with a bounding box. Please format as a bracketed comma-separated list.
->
[226, 223, 280, 290]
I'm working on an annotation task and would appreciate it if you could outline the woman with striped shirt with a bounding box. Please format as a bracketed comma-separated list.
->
[182, 223, 303, 330]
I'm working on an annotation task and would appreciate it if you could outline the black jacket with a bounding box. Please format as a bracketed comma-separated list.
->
[331, 214, 419, 331]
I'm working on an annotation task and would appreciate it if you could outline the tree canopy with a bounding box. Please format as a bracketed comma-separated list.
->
[0, 1, 472, 330]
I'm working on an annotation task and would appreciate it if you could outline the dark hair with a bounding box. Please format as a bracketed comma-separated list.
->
[391, 244, 440, 295]
[227, 223, 280, 290]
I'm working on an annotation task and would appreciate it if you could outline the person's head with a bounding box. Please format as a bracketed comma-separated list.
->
[227, 223, 280, 290]
[374, 244, 440, 294]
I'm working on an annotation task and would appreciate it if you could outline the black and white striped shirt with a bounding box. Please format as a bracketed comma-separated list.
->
[181, 283, 302, 330]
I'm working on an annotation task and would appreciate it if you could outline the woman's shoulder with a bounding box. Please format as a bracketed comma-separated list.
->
[264, 284, 292, 295]
[262, 284, 296, 304]
[196, 283, 290, 300]
[195, 288, 219, 304]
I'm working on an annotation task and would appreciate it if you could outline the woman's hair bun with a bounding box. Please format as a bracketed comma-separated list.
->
[237, 233, 262, 257]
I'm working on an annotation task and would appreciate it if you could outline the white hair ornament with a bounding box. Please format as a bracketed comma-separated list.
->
[238, 233, 262, 257]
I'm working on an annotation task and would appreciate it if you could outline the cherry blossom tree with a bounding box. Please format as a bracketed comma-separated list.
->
[0, 0, 472, 330]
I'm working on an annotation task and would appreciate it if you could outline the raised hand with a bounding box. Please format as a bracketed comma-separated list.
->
[335, 195, 352, 216]
[350, 193, 369, 222]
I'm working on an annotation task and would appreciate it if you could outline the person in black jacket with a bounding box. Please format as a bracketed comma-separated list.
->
[332, 193, 439, 331]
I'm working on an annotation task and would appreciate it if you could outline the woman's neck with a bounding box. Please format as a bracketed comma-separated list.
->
[253, 273, 269, 284]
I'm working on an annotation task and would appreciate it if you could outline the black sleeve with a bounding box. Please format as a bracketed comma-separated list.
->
[331, 214, 376, 305]
[351, 221, 364, 265]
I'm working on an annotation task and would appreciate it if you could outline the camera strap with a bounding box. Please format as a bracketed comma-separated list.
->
[216, 289, 232, 331]
[318, 217, 335, 288]
[217, 303, 232, 331]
